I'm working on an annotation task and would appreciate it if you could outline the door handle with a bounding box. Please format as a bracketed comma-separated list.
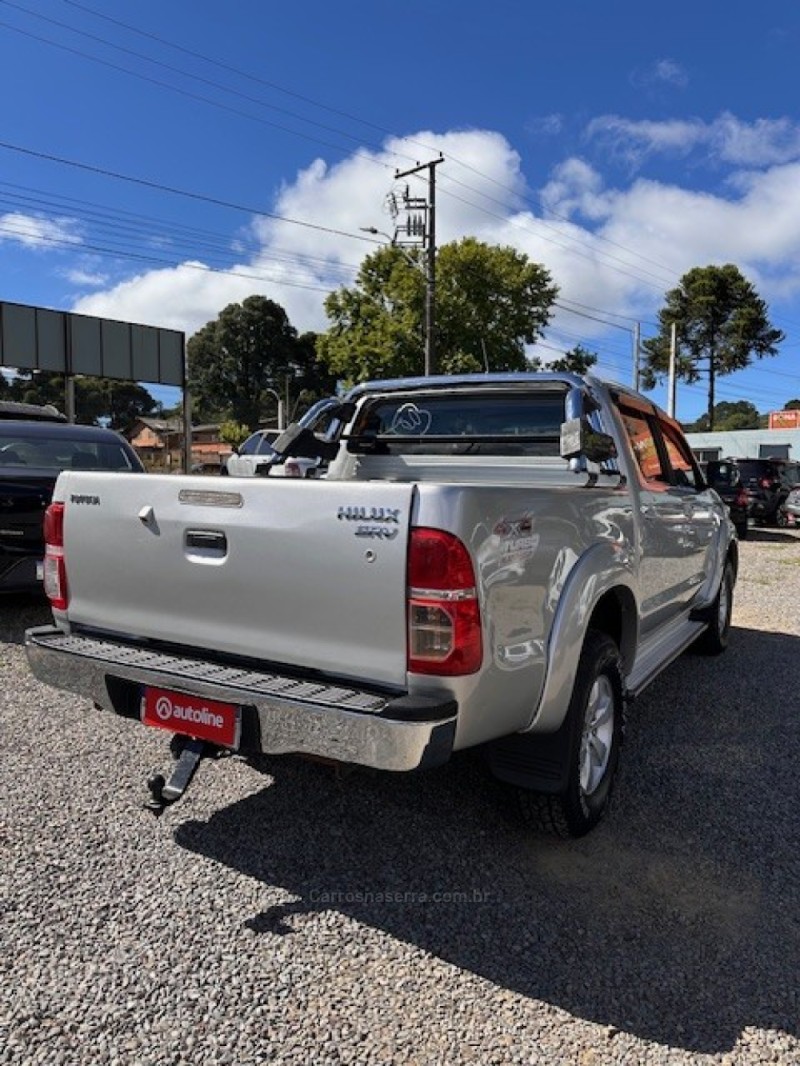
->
[185, 529, 228, 557]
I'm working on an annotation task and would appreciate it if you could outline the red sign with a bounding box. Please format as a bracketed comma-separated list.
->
[769, 409, 800, 430]
[142, 687, 239, 747]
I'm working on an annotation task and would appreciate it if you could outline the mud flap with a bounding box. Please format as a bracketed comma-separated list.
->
[485, 715, 573, 794]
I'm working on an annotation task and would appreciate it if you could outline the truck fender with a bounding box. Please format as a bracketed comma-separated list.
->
[690, 526, 738, 616]
[521, 540, 637, 734]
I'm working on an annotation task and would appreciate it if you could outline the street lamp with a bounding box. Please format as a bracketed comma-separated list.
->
[264, 387, 285, 431]
[360, 226, 431, 375]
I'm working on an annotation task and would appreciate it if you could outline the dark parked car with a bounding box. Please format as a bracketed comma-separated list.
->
[779, 485, 800, 529]
[0, 421, 144, 594]
[729, 458, 800, 526]
[705, 459, 750, 539]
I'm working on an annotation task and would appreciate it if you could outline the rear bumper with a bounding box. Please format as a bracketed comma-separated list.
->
[25, 626, 457, 772]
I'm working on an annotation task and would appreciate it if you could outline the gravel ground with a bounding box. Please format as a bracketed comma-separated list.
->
[1, 530, 799, 1065]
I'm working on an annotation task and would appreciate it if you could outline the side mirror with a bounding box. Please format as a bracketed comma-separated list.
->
[560, 417, 617, 464]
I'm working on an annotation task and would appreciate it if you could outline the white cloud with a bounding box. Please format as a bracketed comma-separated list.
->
[526, 114, 564, 137]
[586, 112, 800, 168]
[73, 130, 527, 335]
[630, 58, 689, 91]
[74, 261, 258, 334]
[540, 159, 608, 221]
[68, 121, 800, 360]
[0, 212, 82, 250]
[64, 268, 108, 287]
[710, 113, 800, 166]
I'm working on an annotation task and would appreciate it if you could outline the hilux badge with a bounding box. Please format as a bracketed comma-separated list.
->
[337, 505, 401, 539]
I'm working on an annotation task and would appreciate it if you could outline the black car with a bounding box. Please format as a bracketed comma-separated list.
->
[705, 459, 750, 539]
[729, 458, 800, 526]
[0, 421, 144, 594]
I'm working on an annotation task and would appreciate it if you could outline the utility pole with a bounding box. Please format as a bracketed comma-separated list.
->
[394, 156, 444, 376]
[668, 322, 678, 418]
[632, 321, 641, 391]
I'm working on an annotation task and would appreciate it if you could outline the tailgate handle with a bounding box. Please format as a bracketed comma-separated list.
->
[185, 529, 228, 555]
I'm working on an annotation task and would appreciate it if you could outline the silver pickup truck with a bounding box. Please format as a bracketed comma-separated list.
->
[25, 373, 737, 836]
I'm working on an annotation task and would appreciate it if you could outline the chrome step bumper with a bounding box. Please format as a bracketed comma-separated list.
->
[25, 626, 457, 772]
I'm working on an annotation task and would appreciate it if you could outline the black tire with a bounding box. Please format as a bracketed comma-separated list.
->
[514, 630, 624, 838]
[735, 521, 748, 540]
[776, 507, 789, 529]
[696, 560, 734, 655]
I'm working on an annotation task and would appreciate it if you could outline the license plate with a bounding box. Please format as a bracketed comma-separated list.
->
[141, 687, 240, 748]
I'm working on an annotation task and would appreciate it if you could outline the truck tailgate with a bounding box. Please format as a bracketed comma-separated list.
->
[57, 473, 416, 687]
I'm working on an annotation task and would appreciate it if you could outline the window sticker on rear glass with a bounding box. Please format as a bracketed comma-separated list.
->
[388, 403, 432, 435]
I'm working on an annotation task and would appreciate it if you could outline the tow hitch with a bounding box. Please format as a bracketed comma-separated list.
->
[145, 736, 206, 813]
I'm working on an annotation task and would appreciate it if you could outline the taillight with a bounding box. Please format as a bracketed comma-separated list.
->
[407, 528, 482, 675]
[43, 502, 68, 610]
[759, 476, 773, 489]
[735, 488, 748, 507]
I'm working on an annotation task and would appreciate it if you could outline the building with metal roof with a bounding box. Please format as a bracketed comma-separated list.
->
[686, 428, 800, 463]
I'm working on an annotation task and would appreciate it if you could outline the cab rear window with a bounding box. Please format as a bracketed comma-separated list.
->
[348, 392, 565, 457]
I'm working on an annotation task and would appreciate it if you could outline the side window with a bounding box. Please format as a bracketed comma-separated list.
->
[617, 407, 667, 484]
[239, 433, 262, 456]
[659, 422, 701, 489]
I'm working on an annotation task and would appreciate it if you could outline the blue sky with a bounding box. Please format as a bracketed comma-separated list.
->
[1, 0, 799, 422]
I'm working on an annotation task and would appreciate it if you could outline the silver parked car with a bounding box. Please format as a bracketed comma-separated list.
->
[223, 429, 320, 478]
[779, 486, 800, 528]
[223, 399, 344, 478]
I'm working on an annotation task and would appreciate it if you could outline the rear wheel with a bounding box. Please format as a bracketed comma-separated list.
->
[776, 506, 789, 529]
[514, 630, 624, 838]
[696, 560, 734, 655]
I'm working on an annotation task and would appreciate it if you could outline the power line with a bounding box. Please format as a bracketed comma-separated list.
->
[553, 301, 638, 333]
[2, 0, 694, 296]
[0, 219, 337, 293]
[61, 0, 403, 141]
[0, 182, 361, 281]
[1, 6, 795, 390]
[14, 0, 793, 347]
[0, 16, 392, 163]
[0, 2, 758, 318]
[57, 0, 689, 290]
[0, 0, 412, 164]
[0, 139, 377, 246]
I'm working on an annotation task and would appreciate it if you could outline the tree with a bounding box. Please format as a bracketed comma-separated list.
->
[319, 237, 558, 382]
[218, 420, 250, 449]
[7, 370, 156, 429]
[682, 400, 763, 433]
[8, 370, 66, 412]
[188, 296, 336, 430]
[549, 345, 598, 376]
[785, 399, 800, 410]
[284, 331, 339, 421]
[641, 264, 784, 430]
[79, 379, 159, 433]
